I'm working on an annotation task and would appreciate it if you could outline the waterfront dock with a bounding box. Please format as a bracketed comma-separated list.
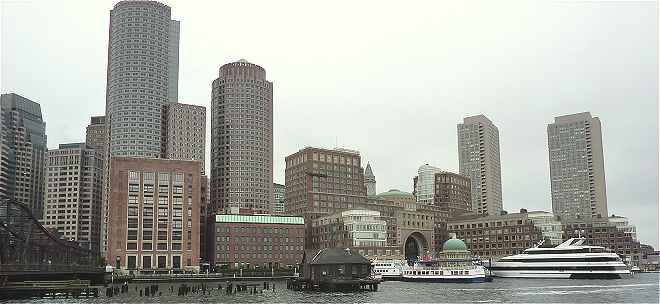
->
[287, 277, 380, 292]
[129, 273, 297, 283]
[0, 280, 98, 299]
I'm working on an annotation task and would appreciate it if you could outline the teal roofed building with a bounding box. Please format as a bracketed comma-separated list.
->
[438, 234, 474, 262]
[442, 238, 468, 252]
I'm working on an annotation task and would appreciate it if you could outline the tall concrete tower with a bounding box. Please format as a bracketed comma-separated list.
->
[105, 0, 180, 158]
[210, 60, 273, 213]
[457, 115, 503, 216]
[548, 112, 607, 220]
[364, 162, 376, 196]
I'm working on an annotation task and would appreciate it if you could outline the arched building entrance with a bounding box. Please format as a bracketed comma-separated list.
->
[404, 232, 428, 261]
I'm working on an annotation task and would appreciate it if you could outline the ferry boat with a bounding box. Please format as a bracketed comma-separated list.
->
[371, 260, 406, 280]
[401, 236, 487, 283]
[490, 237, 631, 279]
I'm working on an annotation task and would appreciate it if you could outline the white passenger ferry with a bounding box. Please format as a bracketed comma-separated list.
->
[401, 236, 487, 283]
[490, 238, 631, 279]
[371, 260, 406, 280]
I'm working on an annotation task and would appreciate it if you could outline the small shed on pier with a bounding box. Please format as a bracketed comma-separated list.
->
[302, 248, 372, 282]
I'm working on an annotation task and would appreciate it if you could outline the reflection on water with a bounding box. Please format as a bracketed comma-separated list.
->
[8, 273, 659, 303]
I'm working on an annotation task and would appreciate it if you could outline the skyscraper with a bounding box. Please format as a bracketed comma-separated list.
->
[162, 102, 206, 174]
[412, 164, 472, 216]
[43, 143, 103, 253]
[210, 60, 273, 213]
[457, 114, 503, 216]
[547, 112, 607, 220]
[102, 0, 180, 254]
[284, 147, 365, 220]
[364, 162, 376, 196]
[105, 0, 180, 158]
[86, 116, 106, 156]
[272, 182, 285, 214]
[0, 93, 47, 219]
[413, 164, 444, 205]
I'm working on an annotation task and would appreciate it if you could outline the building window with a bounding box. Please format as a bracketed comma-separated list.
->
[127, 255, 137, 269]
[142, 255, 152, 269]
[157, 256, 166, 268]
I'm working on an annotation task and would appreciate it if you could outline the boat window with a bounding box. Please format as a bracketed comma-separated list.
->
[525, 248, 591, 254]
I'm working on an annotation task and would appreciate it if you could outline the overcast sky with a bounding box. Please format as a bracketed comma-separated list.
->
[1, 0, 657, 247]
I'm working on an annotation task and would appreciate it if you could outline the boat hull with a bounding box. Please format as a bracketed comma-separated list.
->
[381, 275, 402, 281]
[401, 276, 486, 283]
[491, 270, 626, 279]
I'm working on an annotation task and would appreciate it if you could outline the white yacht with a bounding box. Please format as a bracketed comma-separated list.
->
[490, 238, 630, 279]
[372, 260, 406, 280]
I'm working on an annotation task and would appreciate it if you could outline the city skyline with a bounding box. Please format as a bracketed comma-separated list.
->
[1, 0, 657, 247]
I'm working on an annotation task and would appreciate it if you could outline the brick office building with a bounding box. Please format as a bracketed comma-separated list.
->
[211, 212, 305, 269]
[106, 157, 201, 273]
[563, 216, 642, 266]
[447, 210, 552, 259]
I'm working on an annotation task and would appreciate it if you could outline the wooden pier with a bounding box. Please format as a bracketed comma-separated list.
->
[287, 277, 380, 292]
[0, 279, 98, 299]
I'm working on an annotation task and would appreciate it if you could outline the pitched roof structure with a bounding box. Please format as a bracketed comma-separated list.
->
[303, 248, 371, 265]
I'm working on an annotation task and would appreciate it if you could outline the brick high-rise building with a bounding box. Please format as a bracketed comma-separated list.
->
[210, 60, 273, 213]
[273, 183, 285, 214]
[285, 147, 365, 221]
[162, 102, 206, 174]
[433, 172, 472, 217]
[0, 93, 47, 219]
[106, 157, 200, 272]
[548, 112, 608, 220]
[457, 115, 503, 216]
[85, 116, 106, 156]
[43, 143, 104, 253]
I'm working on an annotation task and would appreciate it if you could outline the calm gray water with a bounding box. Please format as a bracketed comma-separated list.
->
[10, 273, 660, 303]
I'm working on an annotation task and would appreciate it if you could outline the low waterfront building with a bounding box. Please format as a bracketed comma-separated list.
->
[106, 157, 201, 273]
[446, 209, 561, 259]
[301, 247, 374, 290]
[211, 212, 305, 269]
[311, 210, 399, 260]
[640, 244, 658, 271]
[563, 216, 642, 266]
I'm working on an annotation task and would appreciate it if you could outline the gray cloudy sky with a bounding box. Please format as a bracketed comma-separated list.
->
[1, 0, 658, 247]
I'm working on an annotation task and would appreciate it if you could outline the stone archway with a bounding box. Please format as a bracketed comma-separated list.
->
[404, 232, 428, 261]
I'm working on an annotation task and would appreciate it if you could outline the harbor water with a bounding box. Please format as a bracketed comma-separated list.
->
[5, 273, 659, 303]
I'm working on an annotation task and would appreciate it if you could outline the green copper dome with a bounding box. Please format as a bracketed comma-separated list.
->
[442, 238, 467, 251]
[376, 189, 412, 198]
